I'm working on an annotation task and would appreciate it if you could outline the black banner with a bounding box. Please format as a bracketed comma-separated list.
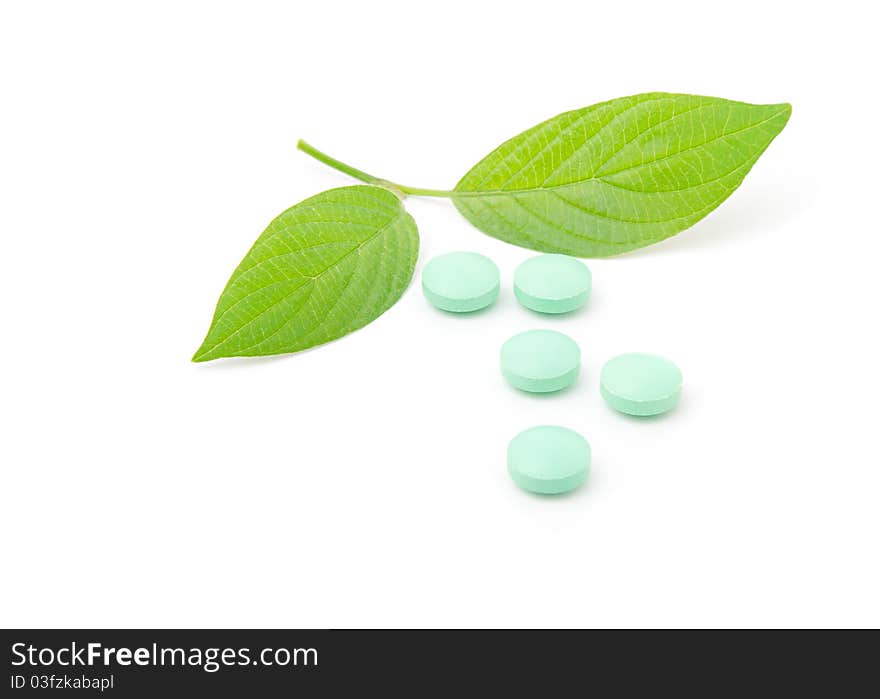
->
[1, 629, 876, 695]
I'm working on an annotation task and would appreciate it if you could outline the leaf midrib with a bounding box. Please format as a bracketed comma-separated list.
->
[454, 108, 786, 200]
[195, 202, 403, 359]
[241, 212, 410, 354]
[474, 94, 678, 191]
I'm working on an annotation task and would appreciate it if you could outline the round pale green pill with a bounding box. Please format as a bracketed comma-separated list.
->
[600, 353, 683, 416]
[508, 426, 591, 495]
[422, 251, 500, 313]
[514, 254, 591, 314]
[500, 329, 580, 393]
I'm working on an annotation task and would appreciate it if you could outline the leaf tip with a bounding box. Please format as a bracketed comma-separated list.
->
[191, 344, 211, 363]
[771, 102, 792, 127]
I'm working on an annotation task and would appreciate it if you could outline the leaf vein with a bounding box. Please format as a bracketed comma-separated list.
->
[198, 208, 403, 358]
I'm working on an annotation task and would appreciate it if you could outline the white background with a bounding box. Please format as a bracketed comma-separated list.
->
[1, 1, 878, 629]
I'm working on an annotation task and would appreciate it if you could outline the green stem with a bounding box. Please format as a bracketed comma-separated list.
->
[297, 139, 456, 198]
[395, 184, 457, 198]
[296, 139, 378, 185]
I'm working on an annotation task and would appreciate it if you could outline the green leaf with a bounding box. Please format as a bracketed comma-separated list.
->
[193, 185, 418, 362]
[453, 93, 791, 257]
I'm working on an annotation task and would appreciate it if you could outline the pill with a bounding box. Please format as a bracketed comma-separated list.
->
[508, 425, 591, 495]
[421, 251, 500, 312]
[514, 253, 591, 314]
[600, 353, 682, 416]
[500, 329, 580, 393]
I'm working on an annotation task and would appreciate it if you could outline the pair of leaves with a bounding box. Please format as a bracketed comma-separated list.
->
[194, 93, 790, 361]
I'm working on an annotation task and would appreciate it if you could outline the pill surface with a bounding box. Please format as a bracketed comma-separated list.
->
[600, 353, 682, 416]
[500, 329, 580, 393]
[508, 425, 591, 495]
[422, 251, 500, 312]
[514, 254, 591, 314]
